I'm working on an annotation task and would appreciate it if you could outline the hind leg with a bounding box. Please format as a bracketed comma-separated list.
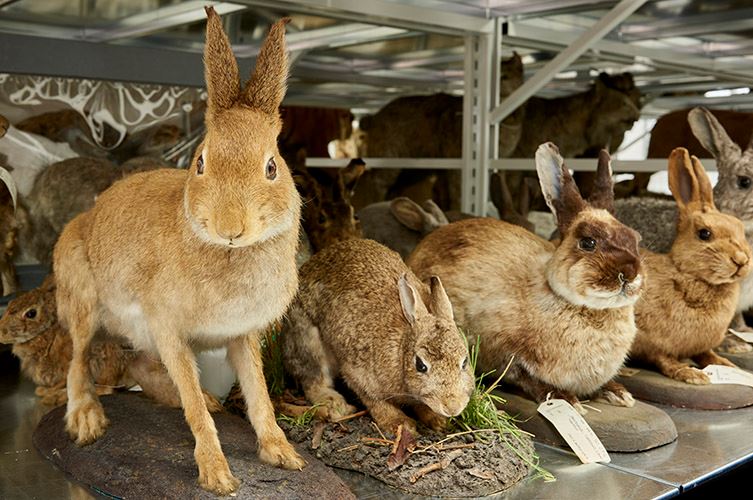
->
[282, 305, 355, 420]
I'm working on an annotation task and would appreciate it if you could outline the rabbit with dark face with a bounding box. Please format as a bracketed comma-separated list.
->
[53, 9, 303, 495]
[631, 148, 752, 384]
[283, 238, 473, 435]
[409, 144, 643, 413]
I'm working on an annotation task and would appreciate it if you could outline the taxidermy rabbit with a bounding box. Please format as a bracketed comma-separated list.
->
[408, 143, 644, 413]
[630, 148, 752, 384]
[616, 107, 753, 351]
[358, 197, 449, 260]
[53, 8, 303, 495]
[283, 238, 473, 435]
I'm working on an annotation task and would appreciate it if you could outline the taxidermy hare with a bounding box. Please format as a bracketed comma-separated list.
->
[616, 107, 753, 350]
[409, 143, 644, 413]
[358, 197, 449, 260]
[630, 148, 752, 384]
[283, 238, 473, 435]
[53, 8, 303, 495]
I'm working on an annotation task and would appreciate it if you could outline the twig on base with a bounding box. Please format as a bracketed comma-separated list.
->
[409, 450, 463, 483]
[332, 410, 367, 423]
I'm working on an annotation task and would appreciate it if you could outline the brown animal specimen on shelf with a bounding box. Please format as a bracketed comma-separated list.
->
[15, 109, 114, 158]
[53, 9, 304, 496]
[631, 148, 752, 384]
[409, 144, 643, 413]
[280, 106, 354, 158]
[490, 171, 535, 233]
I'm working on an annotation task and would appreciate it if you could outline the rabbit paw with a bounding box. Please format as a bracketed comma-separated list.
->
[673, 367, 710, 385]
[65, 399, 109, 445]
[415, 409, 449, 432]
[197, 456, 240, 495]
[716, 334, 753, 354]
[594, 387, 635, 408]
[259, 435, 306, 470]
[321, 395, 357, 421]
[203, 391, 224, 413]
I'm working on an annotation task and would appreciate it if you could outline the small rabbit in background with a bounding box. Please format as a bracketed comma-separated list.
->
[409, 144, 643, 413]
[283, 238, 473, 435]
[630, 148, 752, 384]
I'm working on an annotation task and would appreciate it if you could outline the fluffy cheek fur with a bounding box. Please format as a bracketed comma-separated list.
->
[547, 255, 642, 309]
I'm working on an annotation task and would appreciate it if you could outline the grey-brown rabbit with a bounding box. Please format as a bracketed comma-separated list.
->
[283, 238, 474, 435]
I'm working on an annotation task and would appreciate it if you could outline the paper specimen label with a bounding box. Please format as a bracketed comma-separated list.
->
[537, 398, 610, 464]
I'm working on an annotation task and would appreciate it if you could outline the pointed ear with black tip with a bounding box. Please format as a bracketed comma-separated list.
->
[428, 276, 454, 322]
[588, 149, 615, 214]
[668, 147, 701, 212]
[398, 273, 428, 326]
[688, 107, 741, 161]
[204, 6, 241, 112]
[241, 18, 290, 114]
[535, 142, 586, 233]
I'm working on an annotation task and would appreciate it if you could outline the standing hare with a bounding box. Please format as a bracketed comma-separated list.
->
[283, 238, 473, 434]
[630, 148, 752, 383]
[409, 144, 644, 412]
[53, 8, 303, 495]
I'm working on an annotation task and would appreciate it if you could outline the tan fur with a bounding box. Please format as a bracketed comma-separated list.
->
[0, 114, 8, 138]
[283, 239, 473, 434]
[630, 148, 752, 383]
[408, 144, 642, 413]
[53, 9, 303, 495]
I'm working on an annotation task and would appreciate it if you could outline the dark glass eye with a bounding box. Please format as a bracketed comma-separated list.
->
[579, 237, 596, 251]
[266, 157, 277, 180]
[318, 214, 326, 225]
[698, 228, 712, 241]
[196, 154, 204, 175]
[24, 309, 37, 319]
[461, 357, 468, 370]
[416, 356, 427, 373]
[738, 176, 752, 189]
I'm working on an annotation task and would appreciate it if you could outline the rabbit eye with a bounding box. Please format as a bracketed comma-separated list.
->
[266, 158, 277, 180]
[318, 214, 327, 225]
[698, 228, 712, 241]
[196, 154, 205, 175]
[579, 237, 596, 251]
[24, 309, 37, 319]
[415, 356, 428, 373]
[737, 176, 751, 189]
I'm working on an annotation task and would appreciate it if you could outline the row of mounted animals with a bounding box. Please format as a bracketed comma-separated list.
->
[1, 9, 753, 496]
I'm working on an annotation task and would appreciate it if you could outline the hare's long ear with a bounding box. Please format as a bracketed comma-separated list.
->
[668, 147, 700, 211]
[398, 274, 428, 326]
[490, 171, 516, 220]
[535, 142, 586, 233]
[588, 149, 615, 214]
[691, 155, 716, 209]
[428, 276, 454, 322]
[204, 7, 240, 112]
[242, 18, 290, 114]
[688, 107, 740, 161]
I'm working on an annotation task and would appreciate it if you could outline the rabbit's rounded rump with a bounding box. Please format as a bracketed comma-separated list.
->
[283, 238, 473, 433]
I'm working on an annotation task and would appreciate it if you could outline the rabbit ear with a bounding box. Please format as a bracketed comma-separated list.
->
[518, 177, 531, 215]
[428, 276, 454, 322]
[241, 18, 290, 114]
[691, 155, 716, 209]
[587, 149, 615, 214]
[490, 171, 517, 220]
[398, 274, 428, 326]
[688, 107, 741, 161]
[337, 159, 366, 195]
[535, 142, 586, 233]
[668, 147, 702, 211]
[204, 7, 241, 112]
[391, 197, 429, 232]
[420, 199, 449, 225]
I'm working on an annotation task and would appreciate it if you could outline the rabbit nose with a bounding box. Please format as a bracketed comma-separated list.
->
[732, 250, 749, 268]
[619, 262, 639, 283]
[216, 221, 245, 242]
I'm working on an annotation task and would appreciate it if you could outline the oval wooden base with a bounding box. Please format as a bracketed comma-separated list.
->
[616, 368, 753, 410]
[32, 393, 355, 499]
[497, 391, 678, 452]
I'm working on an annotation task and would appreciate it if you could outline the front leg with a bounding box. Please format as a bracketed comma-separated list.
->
[693, 350, 737, 369]
[154, 331, 239, 495]
[511, 365, 585, 414]
[360, 395, 416, 436]
[413, 403, 448, 432]
[226, 333, 305, 470]
[647, 352, 709, 385]
[592, 380, 635, 407]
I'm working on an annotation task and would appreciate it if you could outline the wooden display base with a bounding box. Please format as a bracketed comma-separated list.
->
[32, 393, 354, 499]
[497, 391, 678, 452]
[616, 368, 753, 410]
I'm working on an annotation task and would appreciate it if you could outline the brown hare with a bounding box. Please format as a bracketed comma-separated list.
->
[53, 8, 303, 495]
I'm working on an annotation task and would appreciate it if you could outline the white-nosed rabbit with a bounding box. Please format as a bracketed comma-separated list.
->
[408, 143, 644, 413]
[283, 238, 473, 435]
[630, 148, 752, 383]
[53, 8, 303, 495]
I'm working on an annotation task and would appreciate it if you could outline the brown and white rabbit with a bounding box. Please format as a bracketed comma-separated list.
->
[408, 143, 644, 413]
[53, 8, 303, 495]
[283, 238, 473, 435]
[630, 148, 752, 384]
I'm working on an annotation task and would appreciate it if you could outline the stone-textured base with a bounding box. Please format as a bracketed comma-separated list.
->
[617, 368, 753, 410]
[499, 392, 678, 452]
[33, 394, 354, 499]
